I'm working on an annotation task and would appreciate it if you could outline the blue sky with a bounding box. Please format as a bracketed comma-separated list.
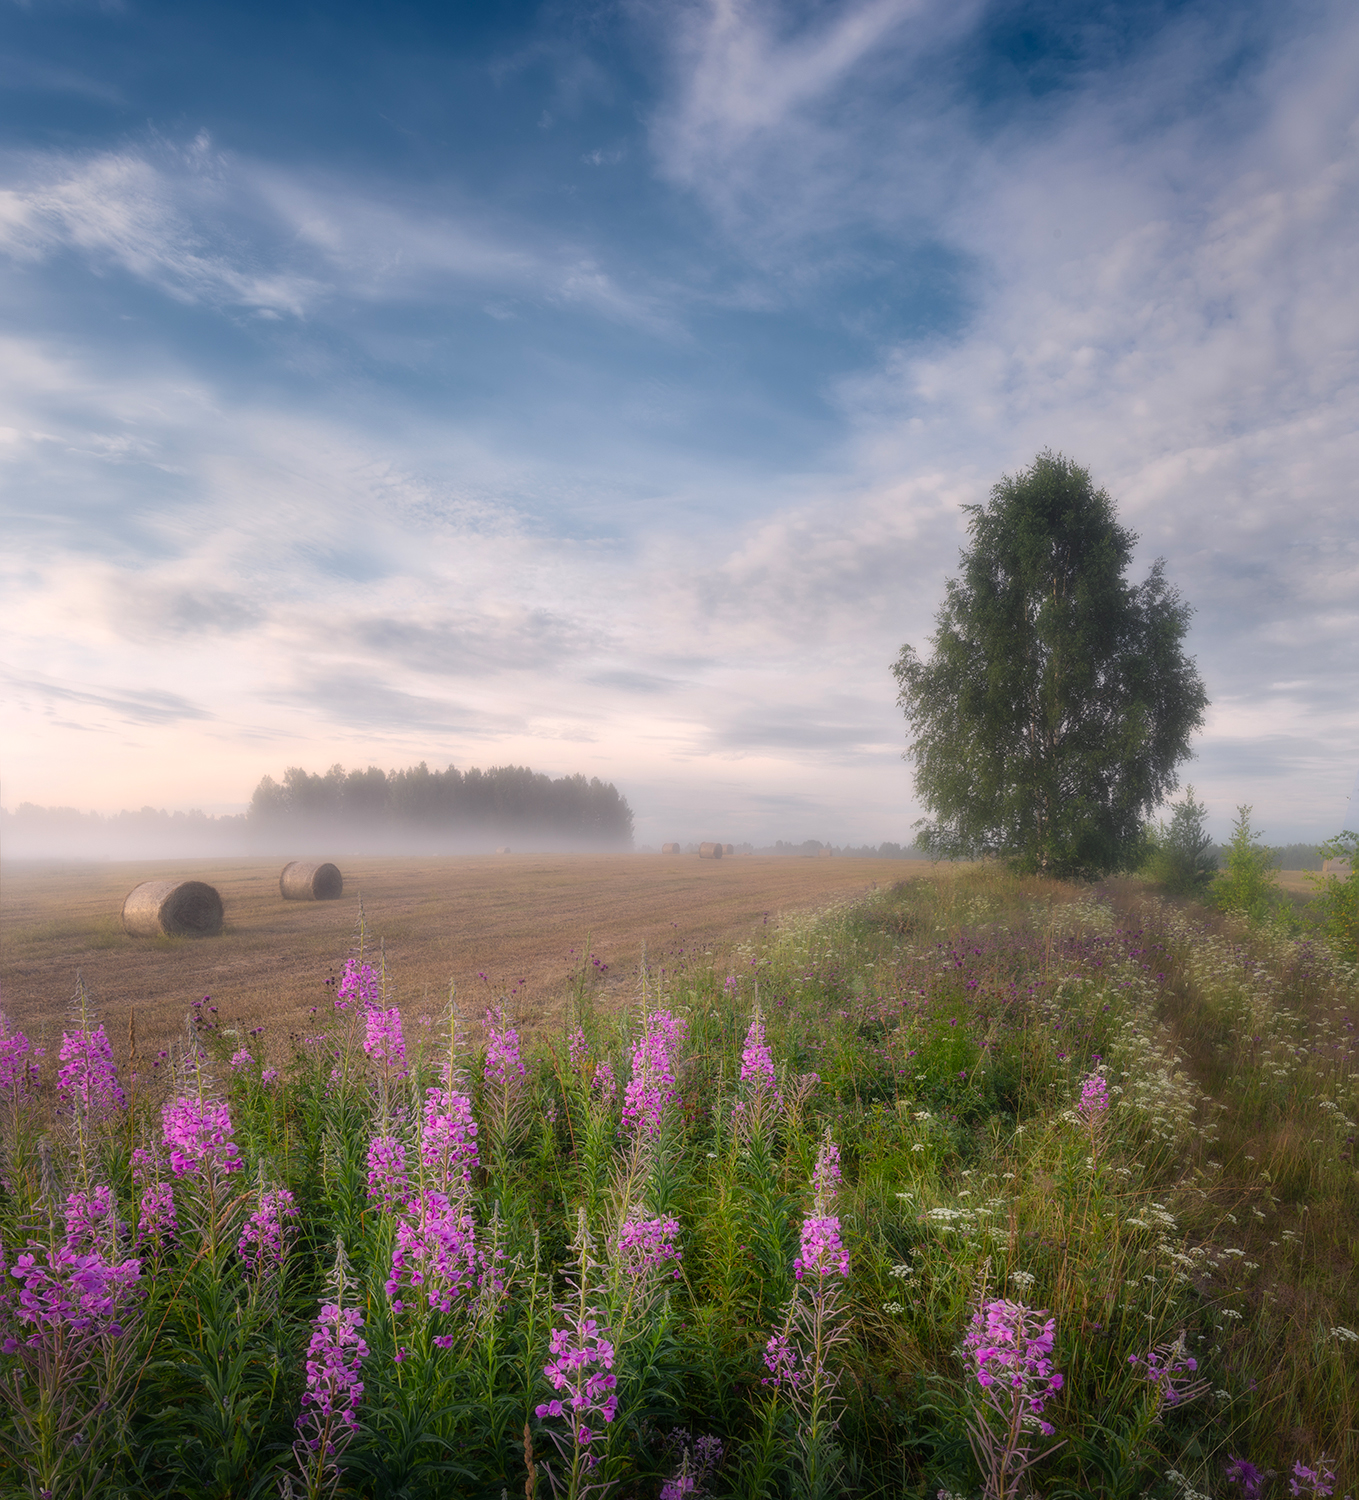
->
[1, 0, 1355, 846]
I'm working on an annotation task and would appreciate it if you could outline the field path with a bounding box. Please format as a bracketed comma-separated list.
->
[0, 853, 921, 1063]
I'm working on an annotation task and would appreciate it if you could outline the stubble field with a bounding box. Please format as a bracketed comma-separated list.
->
[0, 852, 923, 1062]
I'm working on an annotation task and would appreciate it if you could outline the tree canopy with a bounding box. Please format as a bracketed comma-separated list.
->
[891, 451, 1208, 876]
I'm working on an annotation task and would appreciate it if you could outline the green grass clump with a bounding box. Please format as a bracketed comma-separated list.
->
[0, 869, 1355, 1498]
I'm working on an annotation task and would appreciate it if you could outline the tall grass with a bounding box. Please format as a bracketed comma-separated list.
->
[0, 868, 1354, 1498]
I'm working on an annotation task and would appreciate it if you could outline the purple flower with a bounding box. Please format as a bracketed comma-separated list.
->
[1078, 1072, 1109, 1118]
[964, 1298, 1064, 1433]
[1291, 1458, 1337, 1498]
[1129, 1332, 1209, 1409]
[57, 1025, 124, 1113]
[161, 1095, 243, 1177]
[534, 1313, 618, 1456]
[63, 1185, 123, 1256]
[296, 1302, 369, 1450]
[420, 1087, 479, 1189]
[261, 1067, 279, 1087]
[230, 1048, 254, 1071]
[614, 1216, 683, 1279]
[739, 1013, 780, 1106]
[591, 1059, 616, 1102]
[136, 1179, 178, 1247]
[1226, 1457, 1269, 1499]
[336, 959, 380, 1012]
[0, 1014, 42, 1100]
[622, 1010, 685, 1136]
[568, 1027, 589, 1076]
[363, 1005, 407, 1077]
[794, 1215, 849, 1283]
[385, 1191, 480, 1314]
[365, 1134, 409, 1206]
[238, 1188, 300, 1276]
[483, 1005, 526, 1087]
[5, 1242, 141, 1346]
[811, 1133, 841, 1210]
[762, 1330, 803, 1391]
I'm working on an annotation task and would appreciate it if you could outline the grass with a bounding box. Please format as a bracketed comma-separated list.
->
[0, 866, 1355, 1498]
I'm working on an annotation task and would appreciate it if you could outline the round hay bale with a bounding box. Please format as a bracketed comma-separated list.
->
[122, 879, 224, 938]
[699, 842, 723, 860]
[661, 842, 681, 854]
[723, 844, 734, 856]
[279, 861, 344, 901]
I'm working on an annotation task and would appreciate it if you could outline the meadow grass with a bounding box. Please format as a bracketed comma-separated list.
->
[0, 867, 1355, 1499]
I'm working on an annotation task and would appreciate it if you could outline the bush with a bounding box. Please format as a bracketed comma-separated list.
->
[1306, 830, 1359, 961]
[1142, 785, 1217, 894]
[1211, 805, 1288, 924]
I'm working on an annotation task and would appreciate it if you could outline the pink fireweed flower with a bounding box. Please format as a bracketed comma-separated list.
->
[1290, 1458, 1337, 1498]
[811, 1133, 841, 1211]
[0, 1014, 41, 1099]
[363, 1005, 408, 1077]
[483, 1005, 526, 1086]
[419, 1087, 479, 1188]
[964, 1298, 1064, 1436]
[793, 1216, 849, 1283]
[761, 1330, 804, 1392]
[230, 1048, 254, 1071]
[64, 1185, 123, 1256]
[739, 1013, 779, 1102]
[5, 1243, 142, 1347]
[161, 1095, 244, 1177]
[238, 1188, 300, 1276]
[261, 1067, 279, 1087]
[535, 1313, 619, 1457]
[1078, 1072, 1109, 1118]
[57, 1025, 124, 1113]
[365, 1134, 409, 1206]
[296, 1303, 369, 1449]
[385, 1190, 480, 1314]
[130, 1148, 177, 1247]
[1129, 1332, 1209, 1410]
[622, 1010, 685, 1136]
[590, 1059, 616, 1102]
[614, 1216, 683, 1280]
[568, 1027, 589, 1077]
[336, 959, 380, 1012]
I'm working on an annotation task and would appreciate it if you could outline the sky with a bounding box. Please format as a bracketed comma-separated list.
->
[1, 0, 1356, 849]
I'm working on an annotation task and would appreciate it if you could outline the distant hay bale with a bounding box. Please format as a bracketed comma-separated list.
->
[1323, 856, 1353, 875]
[723, 844, 734, 856]
[661, 842, 681, 854]
[699, 842, 723, 860]
[279, 861, 343, 901]
[496, 847, 512, 855]
[122, 879, 224, 938]
[819, 847, 834, 857]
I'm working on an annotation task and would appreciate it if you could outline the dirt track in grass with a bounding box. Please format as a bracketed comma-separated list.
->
[0, 853, 933, 1065]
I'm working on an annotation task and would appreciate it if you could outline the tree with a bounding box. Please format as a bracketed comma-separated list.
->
[1143, 784, 1217, 894]
[891, 451, 1208, 876]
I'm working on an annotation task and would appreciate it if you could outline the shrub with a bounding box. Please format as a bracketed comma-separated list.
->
[1142, 785, 1217, 894]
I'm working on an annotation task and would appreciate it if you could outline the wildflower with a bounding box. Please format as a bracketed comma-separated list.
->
[1078, 1072, 1109, 1118]
[964, 1298, 1064, 1435]
[161, 1095, 243, 1177]
[57, 1025, 124, 1113]
[483, 1005, 526, 1086]
[811, 1131, 841, 1210]
[590, 1059, 616, 1102]
[660, 1431, 724, 1499]
[261, 1067, 279, 1087]
[386, 1191, 480, 1314]
[336, 959, 380, 1012]
[63, 1185, 123, 1256]
[614, 1216, 683, 1279]
[1225, 1457, 1269, 1499]
[622, 1010, 685, 1136]
[295, 1302, 369, 1449]
[0, 1014, 41, 1099]
[761, 1330, 803, 1391]
[135, 1179, 178, 1246]
[363, 1005, 408, 1077]
[1290, 1458, 1336, 1498]
[4, 1242, 141, 1347]
[1129, 1332, 1210, 1409]
[739, 1012, 780, 1105]
[794, 1216, 849, 1283]
[419, 1088, 479, 1189]
[568, 1026, 589, 1076]
[238, 1189, 300, 1277]
[365, 1134, 409, 1206]
[534, 1313, 618, 1460]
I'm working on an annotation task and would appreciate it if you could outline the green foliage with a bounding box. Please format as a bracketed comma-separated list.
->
[1211, 805, 1286, 924]
[892, 450, 1208, 877]
[1305, 831, 1359, 961]
[1142, 785, 1218, 894]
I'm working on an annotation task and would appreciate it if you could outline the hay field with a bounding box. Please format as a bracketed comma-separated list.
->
[0, 852, 926, 1064]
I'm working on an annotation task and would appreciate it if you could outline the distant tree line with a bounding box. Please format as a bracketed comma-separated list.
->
[247, 762, 634, 850]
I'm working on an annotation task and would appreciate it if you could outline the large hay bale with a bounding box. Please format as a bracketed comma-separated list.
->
[279, 861, 344, 901]
[723, 844, 734, 857]
[699, 842, 723, 859]
[495, 847, 512, 855]
[661, 842, 681, 855]
[122, 880, 224, 937]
